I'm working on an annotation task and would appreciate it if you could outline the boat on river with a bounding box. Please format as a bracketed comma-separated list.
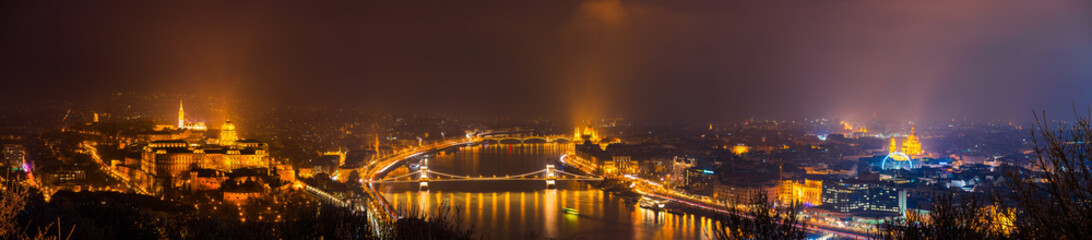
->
[563, 207, 579, 215]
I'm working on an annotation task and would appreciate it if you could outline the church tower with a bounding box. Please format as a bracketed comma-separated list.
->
[178, 100, 185, 129]
[902, 126, 923, 155]
[889, 136, 899, 154]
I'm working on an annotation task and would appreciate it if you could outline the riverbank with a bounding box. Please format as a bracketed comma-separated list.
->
[555, 160, 642, 202]
[592, 178, 643, 202]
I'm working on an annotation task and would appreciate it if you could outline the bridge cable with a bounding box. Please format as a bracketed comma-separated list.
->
[377, 170, 422, 182]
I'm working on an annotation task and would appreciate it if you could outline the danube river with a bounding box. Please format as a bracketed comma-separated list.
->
[375, 143, 714, 239]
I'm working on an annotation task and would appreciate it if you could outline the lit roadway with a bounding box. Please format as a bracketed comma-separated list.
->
[562, 155, 873, 239]
[628, 178, 870, 239]
[297, 137, 474, 238]
[354, 138, 870, 239]
[295, 139, 471, 238]
[363, 139, 471, 220]
[80, 141, 151, 196]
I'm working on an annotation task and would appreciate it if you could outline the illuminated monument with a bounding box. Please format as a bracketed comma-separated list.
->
[219, 118, 238, 146]
[140, 104, 270, 193]
[901, 126, 922, 156]
[887, 126, 923, 156]
[573, 125, 600, 142]
[889, 137, 899, 154]
[176, 100, 207, 131]
[883, 125, 924, 170]
[178, 100, 184, 128]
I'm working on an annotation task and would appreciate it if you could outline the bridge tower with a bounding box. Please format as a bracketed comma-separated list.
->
[545, 164, 557, 189]
[419, 166, 430, 191]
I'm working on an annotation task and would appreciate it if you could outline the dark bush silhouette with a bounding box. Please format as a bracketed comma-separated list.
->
[710, 191, 807, 240]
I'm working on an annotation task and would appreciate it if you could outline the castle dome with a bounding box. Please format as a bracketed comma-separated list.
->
[222, 120, 236, 131]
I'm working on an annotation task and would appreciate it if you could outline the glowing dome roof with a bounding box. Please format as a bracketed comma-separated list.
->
[222, 119, 235, 131]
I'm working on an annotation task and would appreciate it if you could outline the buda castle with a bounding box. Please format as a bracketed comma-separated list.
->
[136, 101, 277, 193]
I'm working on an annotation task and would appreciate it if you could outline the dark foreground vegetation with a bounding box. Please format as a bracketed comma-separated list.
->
[711, 192, 808, 240]
[0, 186, 477, 240]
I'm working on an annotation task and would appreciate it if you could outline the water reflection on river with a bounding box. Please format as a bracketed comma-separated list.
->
[376, 143, 713, 239]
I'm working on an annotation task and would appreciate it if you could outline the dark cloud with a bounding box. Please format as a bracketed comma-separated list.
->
[1, 0, 1089, 121]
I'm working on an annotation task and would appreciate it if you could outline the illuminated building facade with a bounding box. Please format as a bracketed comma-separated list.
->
[141, 114, 271, 192]
[176, 100, 207, 131]
[141, 140, 192, 178]
[779, 179, 823, 206]
[822, 180, 867, 212]
[222, 175, 268, 204]
[188, 169, 226, 191]
[685, 168, 716, 195]
[821, 180, 906, 214]
[889, 137, 899, 154]
[40, 167, 87, 192]
[601, 160, 617, 175]
[610, 156, 638, 175]
[574, 125, 600, 142]
[3, 144, 26, 168]
[671, 156, 695, 183]
[211, 140, 270, 169]
[178, 100, 184, 128]
[219, 119, 238, 146]
[901, 126, 922, 156]
[638, 158, 669, 179]
[731, 144, 750, 155]
[887, 126, 924, 158]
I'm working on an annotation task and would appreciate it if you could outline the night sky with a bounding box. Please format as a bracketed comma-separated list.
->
[2, 1, 1090, 121]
